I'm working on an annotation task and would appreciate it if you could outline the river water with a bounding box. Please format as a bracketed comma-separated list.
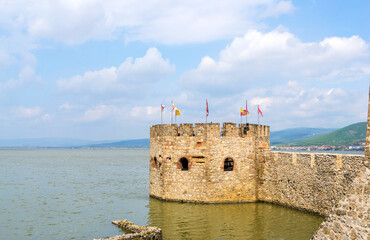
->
[0, 149, 324, 240]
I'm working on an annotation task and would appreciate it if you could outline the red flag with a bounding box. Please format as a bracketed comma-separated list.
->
[206, 99, 209, 117]
[240, 108, 247, 116]
[246, 101, 250, 114]
[258, 105, 263, 117]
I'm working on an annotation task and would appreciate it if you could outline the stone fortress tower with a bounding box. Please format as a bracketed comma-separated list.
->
[149, 90, 369, 238]
[149, 123, 270, 202]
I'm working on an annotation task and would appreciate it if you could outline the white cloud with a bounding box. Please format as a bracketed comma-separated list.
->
[59, 102, 78, 111]
[180, 29, 369, 93]
[130, 106, 159, 119]
[13, 106, 42, 118]
[40, 113, 53, 121]
[0, 52, 42, 91]
[165, 80, 366, 130]
[250, 97, 273, 109]
[0, 0, 294, 45]
[79, 104, 119, 122]
[0, 47, 16, 66]
[260, 0, 294, 17]
[57, 67, 117, 93]
[57, 47, 175, 94]
[243, 83, 367, 129]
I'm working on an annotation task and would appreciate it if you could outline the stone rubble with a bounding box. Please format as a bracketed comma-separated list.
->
[93, 220, 162, 240]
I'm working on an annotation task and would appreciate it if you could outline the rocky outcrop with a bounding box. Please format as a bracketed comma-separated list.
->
[94, 220, 162, 240]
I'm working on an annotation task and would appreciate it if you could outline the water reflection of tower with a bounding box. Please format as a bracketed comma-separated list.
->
[147, 198, 322, 240]
[147, 198, 257, 239]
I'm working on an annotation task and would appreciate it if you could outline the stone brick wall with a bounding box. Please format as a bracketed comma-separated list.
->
[149, 89, 369, 239]
[149, 123, 269, 203]
[311, 168, 369, 240]
[258, 152, 366, 216]
[310, 87, 370, 239]
[150, 123, 366, 214]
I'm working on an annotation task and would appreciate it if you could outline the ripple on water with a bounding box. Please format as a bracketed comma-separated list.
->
[0, 149, 323, 240]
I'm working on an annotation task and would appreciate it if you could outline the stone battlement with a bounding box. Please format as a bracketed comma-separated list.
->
[259, 151, 366, 215]
[150, 122, 270, 138]
[149, 119, 367, 210]
[149, 89, 369, 239]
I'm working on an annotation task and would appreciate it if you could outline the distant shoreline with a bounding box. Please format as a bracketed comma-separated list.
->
[271, 149, 365, 155]
[0, 146, 150, 150]
[0, 147, 363, 155]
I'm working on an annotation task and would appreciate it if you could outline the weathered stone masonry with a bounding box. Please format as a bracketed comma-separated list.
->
[150, 122, 366, 216]
[310, 88, 370, 240]
[150, 123, 269, 203]
[150, 89, 370, 239]
[259, 152, 366, 216]
[311, 168, 369, 240]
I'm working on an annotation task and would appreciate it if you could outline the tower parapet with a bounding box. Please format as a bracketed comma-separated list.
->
[150, 122, 269, 139]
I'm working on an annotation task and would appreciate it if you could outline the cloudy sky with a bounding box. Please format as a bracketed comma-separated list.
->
[0, 0, 369, 140]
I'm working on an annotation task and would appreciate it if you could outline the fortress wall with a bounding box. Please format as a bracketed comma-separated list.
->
[150, 123, 269, 139]
[149, 134, 210, 201]
[179, 124, 194, 136]
[311, 88, 370, 239]
[311, 168, 369, 239]
[259, 152, 366, 216]
[222, 122, 238, 137]
[238, 124, 270, 144]
[194, 123, 220, 138]
[150, 124, 178, 137]
[149, 123, 270, 202]
[149, 136, 165, 198]
[205, 136, 258, 202]
[149, 135, 259, 202]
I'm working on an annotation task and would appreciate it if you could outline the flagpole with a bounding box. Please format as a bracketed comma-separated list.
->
[246, 100, 247, 124]
[258, 105, 260, 125]
[206, 99, 208, 123]
[171, 101, 173, 124]
[240, 108, 242, 126]
[161, 104, 163, 124]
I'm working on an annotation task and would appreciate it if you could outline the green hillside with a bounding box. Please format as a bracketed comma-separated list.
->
[288, 122, 366, 146]
[83, 138, 149, 148]
[270, 127, 336, 145]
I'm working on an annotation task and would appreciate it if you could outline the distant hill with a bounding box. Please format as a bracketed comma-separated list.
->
[286, 122, 366, 146]
[270, 127, 336, 145]
[2, 122, 365, 148]
[0, 137, 150, 148]
[0, 138, 100, 148]
[84, 138, 149, 148]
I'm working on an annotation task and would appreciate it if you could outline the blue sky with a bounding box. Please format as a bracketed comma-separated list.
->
[0, 0, 369, 140]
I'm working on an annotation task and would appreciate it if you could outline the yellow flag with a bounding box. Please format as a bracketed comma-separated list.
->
[175, 109, 181, 116]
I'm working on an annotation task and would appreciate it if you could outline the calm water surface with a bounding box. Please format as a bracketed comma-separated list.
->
[0, 149, 324, 240]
